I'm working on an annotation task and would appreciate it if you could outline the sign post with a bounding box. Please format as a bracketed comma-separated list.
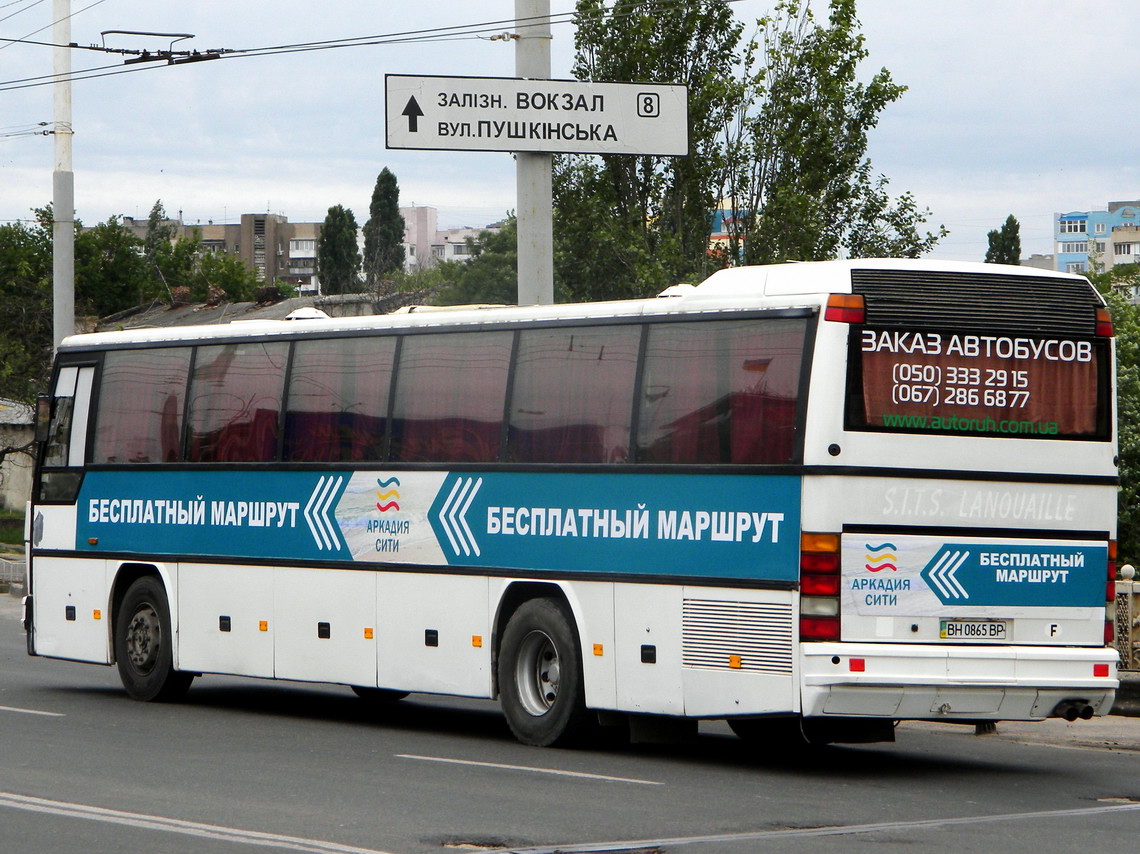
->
[515, 0, 553, 305]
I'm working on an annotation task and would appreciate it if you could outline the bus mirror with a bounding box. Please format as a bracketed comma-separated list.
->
[35, 394, 52, 444]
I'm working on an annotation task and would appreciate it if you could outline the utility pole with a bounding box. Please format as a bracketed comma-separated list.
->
[52, 0, 75, 349]
[514, 0, 553, 305]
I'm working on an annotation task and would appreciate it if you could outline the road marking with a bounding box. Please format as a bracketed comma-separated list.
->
[502, 801, 1140, 853]
[0, 704, 64, 717]
[0, 792, 395, 854]
[396, 754, 662, 786]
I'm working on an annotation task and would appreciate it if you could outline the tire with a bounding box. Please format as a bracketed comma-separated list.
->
[114, 576, 194, 702]
[351, 686, 409, 702]
[497, 598, 590, 747]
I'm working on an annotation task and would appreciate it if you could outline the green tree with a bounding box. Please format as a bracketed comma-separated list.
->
[435, 219, 520, 306]
[556, 0, 943, 301]
[142, 200, 178, 298]
[317, 205, 362, 295]
[143, 224, 263, 305]
[75, 216, 148, 316]
[984, 214, 1021, 265]
[723, 0, 942, 264]
[0, 215, 52, 402]
[362, 168, 406, 293]
[841, 162, 947, 258]
[1090, 265, 1140, 561]
[191, 238, 262, 302]
[556, 0, 744, 300]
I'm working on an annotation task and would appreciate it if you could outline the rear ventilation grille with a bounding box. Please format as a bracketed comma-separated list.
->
[682, 599, 793, 674]
[851, 269, 1100, 337]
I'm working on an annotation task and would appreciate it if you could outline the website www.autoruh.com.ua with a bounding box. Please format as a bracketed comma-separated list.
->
[881, 413, 1060, 435]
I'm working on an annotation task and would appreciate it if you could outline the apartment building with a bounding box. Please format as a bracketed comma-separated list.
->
[1054, 200, 1140, 274]
[117, 206, 502, 295]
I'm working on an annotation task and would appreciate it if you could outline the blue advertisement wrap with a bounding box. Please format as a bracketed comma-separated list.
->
[426, 472, 802, 580]
[75, 470, 803, 582]
[77, 470, 351, 561]
[919, 543, 1107, 608]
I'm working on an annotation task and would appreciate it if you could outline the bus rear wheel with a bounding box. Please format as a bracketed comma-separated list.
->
[114, 576, 194, 702]
[498, 598, 590, 747]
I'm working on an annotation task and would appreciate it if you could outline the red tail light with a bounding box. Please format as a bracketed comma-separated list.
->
[801, 573, 840, 596]
[800, 532, 841, 642]
[1096, 307, 1114, 338]
[801, 616, 840, 642]
[824, 293, 865, 324]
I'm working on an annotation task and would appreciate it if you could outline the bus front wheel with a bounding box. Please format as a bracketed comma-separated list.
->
[498, 598, 590, 747]
[114, 576, 194, 702]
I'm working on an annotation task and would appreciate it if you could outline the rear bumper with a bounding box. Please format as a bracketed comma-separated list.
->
[802, 642, 1118, 721]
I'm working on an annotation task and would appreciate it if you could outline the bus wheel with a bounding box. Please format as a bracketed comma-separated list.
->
[498, 598, 589, 747]
[351, 686, 409, 702]
[114, 576, 194, 702]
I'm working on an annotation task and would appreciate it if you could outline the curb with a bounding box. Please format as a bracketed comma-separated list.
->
[1112, 673, 1140, 717]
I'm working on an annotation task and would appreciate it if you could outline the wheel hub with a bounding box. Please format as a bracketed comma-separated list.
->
[515, 629, 560, 716]
[126, 605, 161, 674]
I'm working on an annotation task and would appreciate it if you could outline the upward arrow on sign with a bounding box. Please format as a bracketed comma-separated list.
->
[402, 97, 424, 133]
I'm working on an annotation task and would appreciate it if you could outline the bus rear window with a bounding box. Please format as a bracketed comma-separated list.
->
[847, 329, 1109, 439]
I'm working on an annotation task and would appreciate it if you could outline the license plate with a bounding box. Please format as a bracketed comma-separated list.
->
[939, 619, 1007, 640]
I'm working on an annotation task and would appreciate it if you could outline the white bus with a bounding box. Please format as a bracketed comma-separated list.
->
[25, 259, 1119, 746]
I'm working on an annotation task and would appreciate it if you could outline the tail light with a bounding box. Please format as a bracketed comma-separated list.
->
[824, 293, 865, 324]
[1096, 307, 1114, 338]
[800, 532, 841, 641]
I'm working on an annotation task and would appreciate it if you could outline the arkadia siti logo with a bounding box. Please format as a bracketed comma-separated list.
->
[376, 476, 401, 512]
[864, 542, 898, 572]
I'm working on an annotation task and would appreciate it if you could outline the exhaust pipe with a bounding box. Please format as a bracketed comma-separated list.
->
[1051, 700, 1095, 721]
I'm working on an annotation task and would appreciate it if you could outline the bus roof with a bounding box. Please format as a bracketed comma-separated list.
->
[58, 258, 1094, 350]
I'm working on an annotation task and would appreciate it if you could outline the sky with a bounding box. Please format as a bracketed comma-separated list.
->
[0, 0, 1136, 264]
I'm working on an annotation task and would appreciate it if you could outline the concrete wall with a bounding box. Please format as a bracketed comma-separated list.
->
[0, 423, 34, 512]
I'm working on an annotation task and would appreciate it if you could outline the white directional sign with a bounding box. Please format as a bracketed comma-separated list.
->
[386, 74, 688, 156]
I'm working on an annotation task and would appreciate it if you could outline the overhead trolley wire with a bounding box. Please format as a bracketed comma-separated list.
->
[0, 0, 744, 91]
[0, 0, 46, 25]
[0, 0, 106, 51]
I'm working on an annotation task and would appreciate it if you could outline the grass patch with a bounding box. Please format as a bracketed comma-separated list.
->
[0, 511, 23, 547]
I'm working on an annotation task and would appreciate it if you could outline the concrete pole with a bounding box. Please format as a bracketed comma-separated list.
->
[52, 0, 75, 349]
[514, 0, 553, 305]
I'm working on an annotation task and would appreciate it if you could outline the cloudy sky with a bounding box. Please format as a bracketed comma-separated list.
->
[1, 0, 1135, 263]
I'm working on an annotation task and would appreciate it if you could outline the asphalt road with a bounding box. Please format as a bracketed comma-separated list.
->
[2, 592, 1139, 854]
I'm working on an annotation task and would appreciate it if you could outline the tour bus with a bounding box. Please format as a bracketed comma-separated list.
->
[25, 259, 1119, 747]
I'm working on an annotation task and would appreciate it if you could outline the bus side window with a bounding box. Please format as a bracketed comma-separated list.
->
[93, 347, 193, 463]
[636, 319, 806, 465]
[284, 336, 395, 462]
[187, 342, 289, 463]
[389, 331, 512, 463]
[508, 325, 640, 464]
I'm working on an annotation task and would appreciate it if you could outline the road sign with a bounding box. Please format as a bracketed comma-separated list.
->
[385, 74, 688, 156]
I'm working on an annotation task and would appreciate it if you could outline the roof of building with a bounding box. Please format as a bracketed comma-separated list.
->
[94, 289, 442, 334]
[0, 399, 33, 426]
